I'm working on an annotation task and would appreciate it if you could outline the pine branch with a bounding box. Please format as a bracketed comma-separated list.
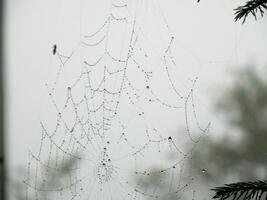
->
[197, 0, 267, 23]
[234, 0, 267, 23]
[212, 180, 267, 200]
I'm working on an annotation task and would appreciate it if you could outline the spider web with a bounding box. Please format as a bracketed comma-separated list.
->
[24, 0, 211, 199]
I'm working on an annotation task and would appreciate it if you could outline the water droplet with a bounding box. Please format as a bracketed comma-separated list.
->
[201, 169, 206, 173]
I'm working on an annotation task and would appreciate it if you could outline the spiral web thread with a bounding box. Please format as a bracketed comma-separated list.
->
[24, 0, 211, 199]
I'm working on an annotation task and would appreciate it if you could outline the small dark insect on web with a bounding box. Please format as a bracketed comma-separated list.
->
[52, 44, 57, 55]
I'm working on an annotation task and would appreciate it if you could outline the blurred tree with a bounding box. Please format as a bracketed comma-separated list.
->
[11, 156, 78, 200]
[137, 67, 267, 199]
[135, 167, 188, 200]
[0, 0, 5, 199]
[191, 67, 267, 183]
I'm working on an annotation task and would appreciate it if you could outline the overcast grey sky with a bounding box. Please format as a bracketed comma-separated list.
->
[5, 0, 267, 199]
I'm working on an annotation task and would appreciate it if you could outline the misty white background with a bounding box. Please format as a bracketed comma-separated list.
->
[4, 0, 267, 199]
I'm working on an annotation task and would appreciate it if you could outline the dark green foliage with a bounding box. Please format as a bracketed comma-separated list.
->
[212, 180, 267, 200]
[197, 0, 267, 23]
[234, 0, 267, 23]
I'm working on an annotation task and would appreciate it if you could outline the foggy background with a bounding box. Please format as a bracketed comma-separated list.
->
[4, 0, 267, 199]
